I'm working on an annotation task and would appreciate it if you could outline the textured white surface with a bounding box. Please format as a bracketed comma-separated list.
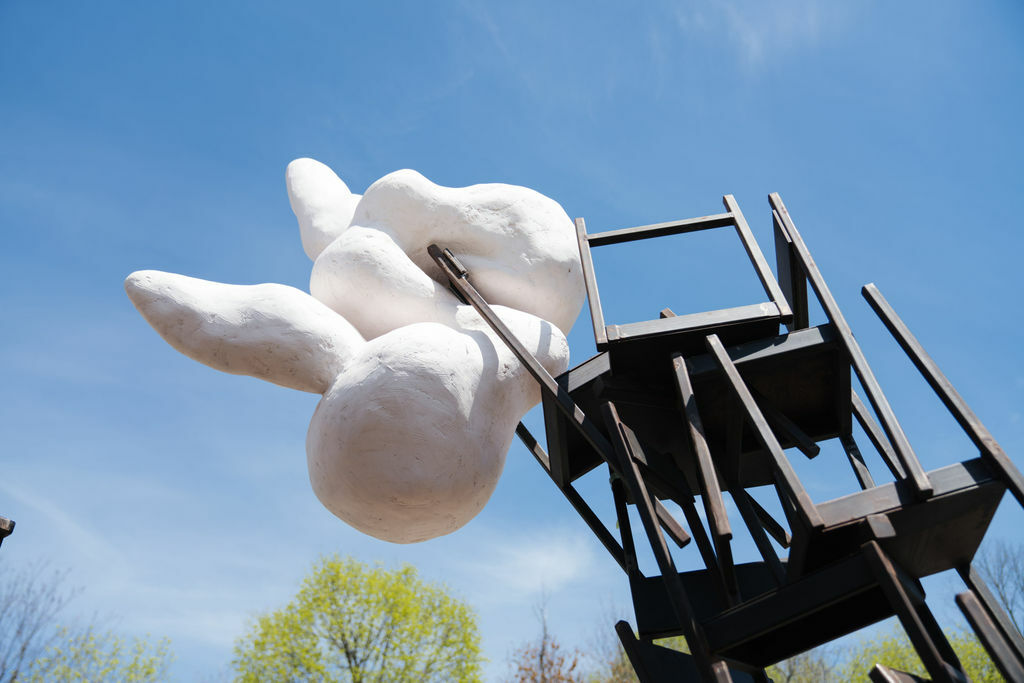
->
[126, 160, 583, 542]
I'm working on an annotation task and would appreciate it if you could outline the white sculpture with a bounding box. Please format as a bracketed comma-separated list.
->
[126, 159, 585, 543]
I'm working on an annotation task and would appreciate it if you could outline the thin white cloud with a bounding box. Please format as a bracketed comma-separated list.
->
[0, 479, 125, 567]
[456, 526, 595, 603]
[674, 0, 854, 68]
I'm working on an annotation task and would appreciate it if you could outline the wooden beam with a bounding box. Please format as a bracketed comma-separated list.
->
[574, 218, 608, 347]
[773, 209, 809, 331]
[769, 193, 932, 499]
[602, 401, 732, 682]
[586, 212, 735, 247]
[706, 333, 824, 531]
[863, 282, 1024, 508]
[731, 488, 786, 586]
[957, 564, 1024, 664]
[863, 541, 966, 683]
[514, 423, 627, 572]
[957, 590, 1024, 682]
[852, 390, 907, 480]
[841, 434, 876, 490]
[725, 194, 792, 322]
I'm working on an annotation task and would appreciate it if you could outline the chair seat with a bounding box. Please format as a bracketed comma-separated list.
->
[798, 458, 1005, 578]
[544, 324, 846, 488]
[631, 554, 896, 668]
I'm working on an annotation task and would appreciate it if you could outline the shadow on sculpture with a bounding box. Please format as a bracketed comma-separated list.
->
[430, 193, 1024, 683]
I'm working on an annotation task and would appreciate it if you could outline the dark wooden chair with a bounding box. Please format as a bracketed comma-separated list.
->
[427, 191, 1024, 682]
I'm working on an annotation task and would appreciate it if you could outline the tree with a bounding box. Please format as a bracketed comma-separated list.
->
[507, 601, 583, 683]
[232, 555, 482, 683]
[26, 626, 172, 683]
[839, 627, 1000, 682]
[975, 539, 1024, 633]
[0, 563, 76, 682]
[0, 560, 172, 683]
[765, 647, 839, 683]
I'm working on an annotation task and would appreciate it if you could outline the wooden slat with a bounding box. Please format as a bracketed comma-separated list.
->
[748, 495, 792, 549]
[607, 302, 780, 343]
[612, 477, 640, 578]
[514, 423, 627, 572]
[957, 590, 1024, 682]
[773, 209, 809, 331]
[0, 516, 13, 548]
[706, 333, 824, 531]
[841, 434, 876, 490]
[852, 390, 906, 480]
[863, 283, 1024, 508]
[673, 354, 733, 542]
[586, 212, 735, 247]
[957, 564, 1024, 664]
[769, 193, 932, 499]
[429, 244, 619, 473]
[724, 194, 792, 322]
[870, 664, 930, 682]
[575, 218, 608, 347]
[673, 352, 738, 602]
[601, 401, 730, 682]
[863, 541, 965, 683]
[751, 387, 820, 459]
[732, 488, 786, 586]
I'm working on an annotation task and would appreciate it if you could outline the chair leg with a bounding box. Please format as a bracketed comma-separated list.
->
[602, 401, 733, 683]
[840, 433, 876, 490]
[956, 589, 1024, 682]
[705, 333, 823, 532]
[862, 541, 968, 683]
[672, 353, 739, 604]
[863, 283, 1024, 508]
[957, 563, 1024, 663]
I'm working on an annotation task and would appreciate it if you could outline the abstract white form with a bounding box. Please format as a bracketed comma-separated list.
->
[126, 159, 584, 543]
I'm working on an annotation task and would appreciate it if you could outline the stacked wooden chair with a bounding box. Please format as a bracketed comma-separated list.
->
[429, 193, 1024, 682]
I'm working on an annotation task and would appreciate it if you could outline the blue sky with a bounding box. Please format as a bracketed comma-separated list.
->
[1, 1, 1022, 680]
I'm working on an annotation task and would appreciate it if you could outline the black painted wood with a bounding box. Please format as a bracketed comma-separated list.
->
[956, 590, 1024, 682]
[705, 333, 824, 531]
[770, 193, 932, 500]
[863, 282, 1024, 508]
[957, 564, 1024, 664]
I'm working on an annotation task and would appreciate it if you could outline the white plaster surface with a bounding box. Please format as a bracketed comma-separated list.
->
[126, 160, 583, 543]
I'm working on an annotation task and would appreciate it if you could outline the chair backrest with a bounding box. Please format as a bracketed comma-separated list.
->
[576, 195, 793, 371]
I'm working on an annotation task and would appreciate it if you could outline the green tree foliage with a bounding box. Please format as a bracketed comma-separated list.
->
[27, 626, 172, 683]
[0, 560, 172, 683]
[232, 555, 482, 683]
[839, 627, 1001, 682]
[765, 647, 838, 683]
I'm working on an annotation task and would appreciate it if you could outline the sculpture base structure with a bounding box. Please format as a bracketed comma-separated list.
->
[431, 194, 1024, 683]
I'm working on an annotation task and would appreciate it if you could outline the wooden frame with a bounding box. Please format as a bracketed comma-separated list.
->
[427, 186, 1024, 682]
[576, 196, 793, 352]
